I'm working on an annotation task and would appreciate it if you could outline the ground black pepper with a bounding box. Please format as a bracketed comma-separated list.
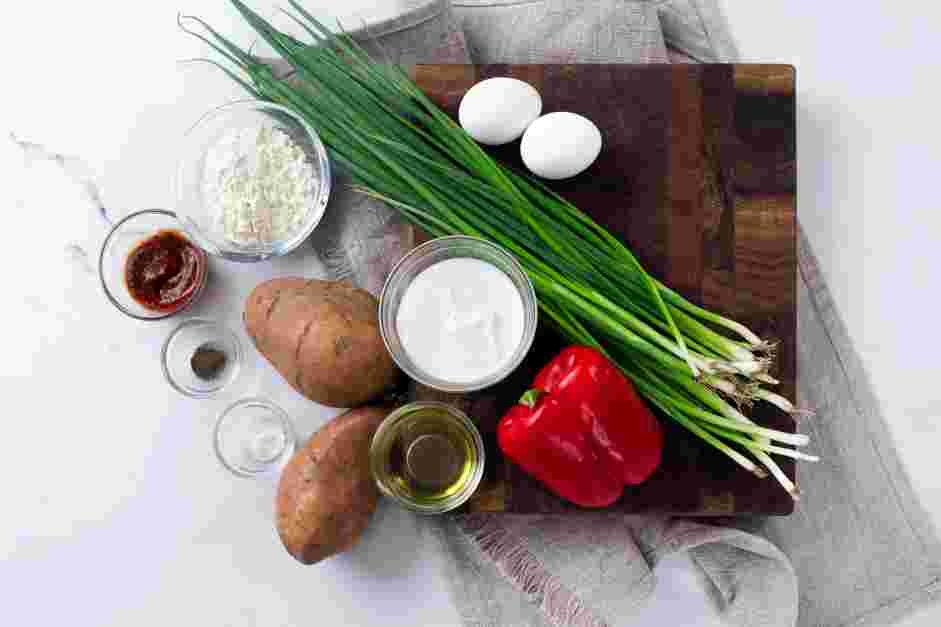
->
[191, 344, 228, 380]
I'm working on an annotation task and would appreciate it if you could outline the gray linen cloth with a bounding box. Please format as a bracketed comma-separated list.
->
[310, 1, 941, 626]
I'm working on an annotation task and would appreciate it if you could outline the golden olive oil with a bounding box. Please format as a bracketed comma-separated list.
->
[371, 402, 484, 513]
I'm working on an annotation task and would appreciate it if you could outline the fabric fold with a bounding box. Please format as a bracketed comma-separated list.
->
[454, 0, 668, 63]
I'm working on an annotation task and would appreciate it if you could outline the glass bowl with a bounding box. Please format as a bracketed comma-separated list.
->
[175, 100, 332, 262]
[214, 397, 296, 479]
[98, 209, 208, 321]
[370, 401, 486, 514]
[379, 235, 538, 393]
[161, 318, 242, 398]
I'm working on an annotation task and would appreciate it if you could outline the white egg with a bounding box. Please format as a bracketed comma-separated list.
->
[520, 112, 603, 180]
[458, 77, 542, 146]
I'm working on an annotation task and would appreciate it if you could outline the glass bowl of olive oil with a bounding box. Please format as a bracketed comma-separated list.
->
[370, 402, 485, 514]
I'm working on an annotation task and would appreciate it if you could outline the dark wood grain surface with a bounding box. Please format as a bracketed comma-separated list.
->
[407, 64, 797, 515]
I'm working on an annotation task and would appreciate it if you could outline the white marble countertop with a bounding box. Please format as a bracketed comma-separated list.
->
[4, 1, 939, 626]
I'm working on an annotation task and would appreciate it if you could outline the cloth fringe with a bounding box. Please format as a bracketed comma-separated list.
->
[459, 515, 608, 627]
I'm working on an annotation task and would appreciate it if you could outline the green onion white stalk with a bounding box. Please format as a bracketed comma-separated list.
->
[182, 0, 816, 499]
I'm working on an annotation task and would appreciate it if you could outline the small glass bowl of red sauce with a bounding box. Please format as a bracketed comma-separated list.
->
[98, 209, 209, 320]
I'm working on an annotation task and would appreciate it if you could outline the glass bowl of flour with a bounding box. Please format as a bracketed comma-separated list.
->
[175, 100, 331, 262]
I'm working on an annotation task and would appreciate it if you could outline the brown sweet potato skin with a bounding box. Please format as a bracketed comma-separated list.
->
[244, 278, 399, 408]
[276, 406, 390, 564]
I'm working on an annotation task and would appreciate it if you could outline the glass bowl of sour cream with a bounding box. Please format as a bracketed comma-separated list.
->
[175, 100, 332, 262]
[379, 236, 538, 393]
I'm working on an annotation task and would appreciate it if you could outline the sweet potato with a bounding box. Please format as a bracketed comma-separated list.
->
[244, 278, 399, 408]
[276, 406, 390, 564]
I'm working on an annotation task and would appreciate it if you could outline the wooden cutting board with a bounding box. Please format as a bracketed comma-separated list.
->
[407, 64, 797, 516]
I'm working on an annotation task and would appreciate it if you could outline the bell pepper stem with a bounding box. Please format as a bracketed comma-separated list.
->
[519, 389, 545, 409]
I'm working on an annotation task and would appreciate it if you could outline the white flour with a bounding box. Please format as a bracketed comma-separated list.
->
[201, 125, 319, 246]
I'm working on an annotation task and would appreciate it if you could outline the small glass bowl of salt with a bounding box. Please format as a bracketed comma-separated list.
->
[175, 100, 332, 262]
[214, 397, 296, 479]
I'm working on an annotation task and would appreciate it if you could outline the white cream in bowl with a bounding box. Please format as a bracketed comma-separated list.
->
[395, 257, 526, 384]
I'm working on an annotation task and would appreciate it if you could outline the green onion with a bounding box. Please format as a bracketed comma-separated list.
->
[183, 0, 816, 499]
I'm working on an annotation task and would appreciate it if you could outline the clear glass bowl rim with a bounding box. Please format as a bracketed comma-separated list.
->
[378, 235, 538, 393]
[97, 208, 208, 321]
[213, 396, 296, 479]
[174, 99, 333, 262]
[369, 401, 486, 514]
[160, 317, 243, 398]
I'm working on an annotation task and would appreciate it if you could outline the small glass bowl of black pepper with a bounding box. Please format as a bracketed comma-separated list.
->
[161, 318, 242, 398]
[98, 209, 209, 321]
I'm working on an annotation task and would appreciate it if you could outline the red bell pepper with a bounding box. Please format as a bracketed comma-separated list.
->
[497, 346, 663, 508]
